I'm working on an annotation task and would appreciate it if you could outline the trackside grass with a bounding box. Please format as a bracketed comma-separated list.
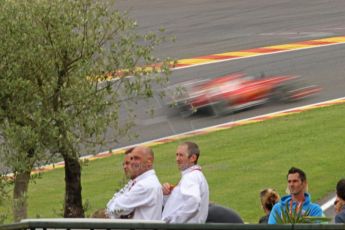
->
[1, 103, 345, 223]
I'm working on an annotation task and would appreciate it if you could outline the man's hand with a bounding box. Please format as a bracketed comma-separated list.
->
[162, 183, 174, 195]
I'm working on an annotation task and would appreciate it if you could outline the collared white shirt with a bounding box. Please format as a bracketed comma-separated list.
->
[106, 169, 163, 220]
[162, 165, 209, 223]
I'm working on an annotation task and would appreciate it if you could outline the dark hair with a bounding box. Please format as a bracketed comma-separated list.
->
[287, 167, 306, 182]
[336, 178, 345, 200]
[124, 147, 134, 155]
[181, 142, 200, 164]
[260, 188, 280, 211]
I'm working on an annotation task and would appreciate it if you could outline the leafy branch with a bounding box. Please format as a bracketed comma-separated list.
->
[274, 202, 330, 224]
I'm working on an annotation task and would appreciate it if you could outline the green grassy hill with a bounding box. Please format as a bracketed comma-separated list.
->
[2, 103, 345, 223]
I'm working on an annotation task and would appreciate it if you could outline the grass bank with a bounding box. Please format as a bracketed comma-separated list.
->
[2, 103, 345, 223]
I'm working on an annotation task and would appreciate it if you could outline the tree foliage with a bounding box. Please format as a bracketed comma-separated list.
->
[0, 174, 10, 223]
[0, 0, 172, 220]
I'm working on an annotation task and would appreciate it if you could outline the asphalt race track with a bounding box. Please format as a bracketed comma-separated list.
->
[109, 0, 345, 149]
[106, 0, 345, 220]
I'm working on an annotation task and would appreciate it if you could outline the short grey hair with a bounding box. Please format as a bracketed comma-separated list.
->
[181, 141, 200, 163]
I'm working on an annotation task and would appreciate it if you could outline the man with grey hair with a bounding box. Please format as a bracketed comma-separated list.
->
[106, 146, 163, 220]
[161, 142, 209, 223]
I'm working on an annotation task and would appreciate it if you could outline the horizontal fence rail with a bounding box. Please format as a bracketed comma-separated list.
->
[0, 219, 345, 230]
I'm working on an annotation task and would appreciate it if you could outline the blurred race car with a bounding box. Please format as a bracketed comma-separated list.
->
[167, 73, 321, 117]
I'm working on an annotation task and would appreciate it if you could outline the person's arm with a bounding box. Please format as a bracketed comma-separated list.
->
[107, 182, 154, 218]
[106, 191, 124, 218]
[106, 182, 133, 218]
[162, 183, 173, 206]
[163, 175, 201, 223]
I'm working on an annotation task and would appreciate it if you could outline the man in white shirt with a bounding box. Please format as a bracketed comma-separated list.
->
[106, 146, 163, 220]
[123, 147, 135, 179]
[161, 142, 209, 223]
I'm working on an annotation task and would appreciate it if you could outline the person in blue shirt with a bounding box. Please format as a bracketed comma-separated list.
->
[268, 167, 323, 224]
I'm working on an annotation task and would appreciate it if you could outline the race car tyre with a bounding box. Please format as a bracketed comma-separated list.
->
[271, 86, 291, 103]
[211, 100, 232, 116]
[178, 104, 194, 118]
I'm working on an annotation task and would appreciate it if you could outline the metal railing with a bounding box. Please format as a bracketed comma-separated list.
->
[0, 218, 344, 230]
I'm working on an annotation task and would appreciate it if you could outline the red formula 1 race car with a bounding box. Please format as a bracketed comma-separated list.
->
[167, 73, 321, 117]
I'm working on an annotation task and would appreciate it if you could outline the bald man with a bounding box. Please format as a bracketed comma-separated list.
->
[106, 146, 163, 220]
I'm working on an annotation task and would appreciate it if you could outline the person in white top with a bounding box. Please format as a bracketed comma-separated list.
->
[161, 142, 209, 223]
[105, 148, 134, 218]
[106, 146, 163, 220]
[122, 147, 134, 179]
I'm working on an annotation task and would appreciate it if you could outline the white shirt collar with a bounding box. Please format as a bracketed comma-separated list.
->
[133, 169, 156, 182]
[181, 164, 202, 176]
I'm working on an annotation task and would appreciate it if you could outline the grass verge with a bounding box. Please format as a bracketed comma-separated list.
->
[1, 103, 345, 223]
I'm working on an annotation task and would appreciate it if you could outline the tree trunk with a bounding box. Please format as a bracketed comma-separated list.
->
[63, 155, 84, 218]
[13, 171, 31, 222]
